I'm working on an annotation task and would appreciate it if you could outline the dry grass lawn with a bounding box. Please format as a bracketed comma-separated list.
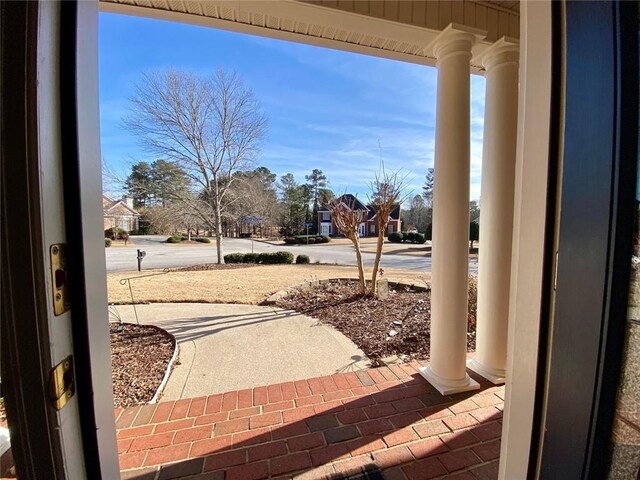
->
[107, 264, 430, 305]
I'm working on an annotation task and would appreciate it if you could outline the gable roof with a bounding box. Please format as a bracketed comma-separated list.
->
[366, 203, 401, 221]
[319, 194, 369, 212]
[102, 195, 140, 216]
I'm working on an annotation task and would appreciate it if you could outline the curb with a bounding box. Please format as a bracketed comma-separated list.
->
[151, 334, 179, 404]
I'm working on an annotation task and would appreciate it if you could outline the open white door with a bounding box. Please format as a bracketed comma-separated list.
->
[1, 1, 119, 478]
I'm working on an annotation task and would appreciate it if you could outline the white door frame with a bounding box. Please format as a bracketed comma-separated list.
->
[1, 1, 119, 478]
[1, 1, 554, 478]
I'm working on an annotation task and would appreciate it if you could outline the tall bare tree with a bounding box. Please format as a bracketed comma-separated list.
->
[327, 196, 367, 295]
[125, 69, 267, 262]
[368, 167, 410, 296]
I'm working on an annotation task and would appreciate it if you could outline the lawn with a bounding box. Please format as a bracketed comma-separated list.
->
[107, 264, 430, 305]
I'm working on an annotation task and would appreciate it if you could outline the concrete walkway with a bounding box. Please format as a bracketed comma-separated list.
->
[109, 303, 370, 400]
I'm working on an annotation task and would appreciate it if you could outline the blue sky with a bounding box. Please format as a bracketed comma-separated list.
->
[99, 13, 485, 201]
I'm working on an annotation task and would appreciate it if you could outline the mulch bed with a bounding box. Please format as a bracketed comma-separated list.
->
[275, 279, 476, 366]
[110, 323, 175, 408]
[172, 263, 257, 272]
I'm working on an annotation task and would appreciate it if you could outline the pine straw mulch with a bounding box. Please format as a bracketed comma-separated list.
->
[110, 323, 175, 408]
[274, 279, 477, 366]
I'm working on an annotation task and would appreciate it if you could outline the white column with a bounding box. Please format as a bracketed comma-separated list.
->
[468, 39, 519, 385]
[419, 26, 483, 395]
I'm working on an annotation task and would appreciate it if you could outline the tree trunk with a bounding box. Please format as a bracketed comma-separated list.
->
[349, 234, 366, 295]
[369, 222, 386, 296]
[215, 204, 224, 264]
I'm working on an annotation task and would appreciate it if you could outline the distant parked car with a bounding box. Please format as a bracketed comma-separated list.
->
[407, 227, 418, 234]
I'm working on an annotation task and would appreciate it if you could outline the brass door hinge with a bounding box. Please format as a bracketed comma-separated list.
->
[49, 355, 75, 410]
[50, 244, 70, 315]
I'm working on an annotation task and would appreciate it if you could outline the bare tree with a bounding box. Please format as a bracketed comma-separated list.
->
[327, 197, 367, 295]
[125, 69, 267, 263]
[368, 167, 410, 296]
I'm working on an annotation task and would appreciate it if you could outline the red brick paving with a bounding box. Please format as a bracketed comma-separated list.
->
[116, 363, 503, 479]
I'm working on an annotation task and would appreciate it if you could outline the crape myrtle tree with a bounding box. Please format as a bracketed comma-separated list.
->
[125, 69, 267, 263]
[368, 166, 410, 296]
[327, 195, 367, 295]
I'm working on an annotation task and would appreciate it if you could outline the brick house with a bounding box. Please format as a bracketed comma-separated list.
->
[102, 195, 140, 232]
[317, 194, 401, 237]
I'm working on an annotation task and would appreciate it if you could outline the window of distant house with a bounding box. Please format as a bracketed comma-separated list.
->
[322, 212, 330, 221]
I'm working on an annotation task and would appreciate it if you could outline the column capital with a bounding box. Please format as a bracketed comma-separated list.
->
[476, 37, 519, 71]
[427, 23, 486, 63]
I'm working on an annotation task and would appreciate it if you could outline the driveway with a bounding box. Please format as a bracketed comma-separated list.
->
[109, 303, 370, 399]
[105, 236, 478, 273]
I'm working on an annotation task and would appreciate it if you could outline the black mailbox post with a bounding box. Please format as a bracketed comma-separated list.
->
[137, 249, 146, 272]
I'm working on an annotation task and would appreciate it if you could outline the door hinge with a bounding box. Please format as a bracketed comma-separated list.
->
[49, 355, 75, 410]
[50, 243, 70, 315]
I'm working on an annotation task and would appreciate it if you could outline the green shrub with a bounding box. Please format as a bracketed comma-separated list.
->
[260, 251, 294, 264]
[128, 229, 141, 236]
[224, 253, 245, 263]
[105, 227, 127, 239]
[194, 237, 211, 243]
[258, 252, 270, 264]
[320, 236, 331, 243]
[243, 253, 261, 263]
[284, 237, 297, 245]
[272, 251, 294, 264]
[166, 235, 183, 243]
[388, 232, 403, 243]
[415, 233, 426, 244]
[296, 254, 310, 264]
[104, 238, 112, 248]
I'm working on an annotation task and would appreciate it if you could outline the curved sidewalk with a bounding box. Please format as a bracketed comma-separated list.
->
[109, 303, 370, 400]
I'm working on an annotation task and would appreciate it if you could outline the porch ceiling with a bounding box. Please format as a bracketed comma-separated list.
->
[99, 0, 519, 73]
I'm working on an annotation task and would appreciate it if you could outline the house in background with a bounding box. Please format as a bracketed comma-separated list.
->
[102, 194, 140, 232]
[317, 193, 401, 237]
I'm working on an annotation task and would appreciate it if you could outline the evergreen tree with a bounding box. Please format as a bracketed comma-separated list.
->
[305, 169, 327, 233]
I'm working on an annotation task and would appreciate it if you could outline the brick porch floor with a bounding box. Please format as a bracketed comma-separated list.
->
[115, 362, 504, 480]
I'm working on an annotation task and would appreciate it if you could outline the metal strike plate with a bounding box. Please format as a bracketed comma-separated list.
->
[50, 244, 70, 315]
[49, 355, 75, 410]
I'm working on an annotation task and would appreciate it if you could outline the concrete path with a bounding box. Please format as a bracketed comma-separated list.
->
[109, 303, 370, 401]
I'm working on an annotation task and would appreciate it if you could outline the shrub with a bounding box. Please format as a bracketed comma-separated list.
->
[415, 233, 426, 244]
[166, 235, 183, 243]
[320, 236, 331, 243]
[315, 236, 323, 243]
[388, 232, 403, 243]
[272, 251, 294, 264]
[284, 237, 297, 245]
[105, 227, 127, 239]
[468, 275, 478, 326]
[307, 237, 316, 244]
[224, 253, 245, 263]
[104, 238, 112, 248]
[260, 251, 294, 264]
[128, 229, 140, 236]
[243, 253, 260, 263]
[296, 254, 310, 264]
[194, 237, 211, 243]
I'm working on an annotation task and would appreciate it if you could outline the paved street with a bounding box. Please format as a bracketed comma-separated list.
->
[105, 235, 478, 273]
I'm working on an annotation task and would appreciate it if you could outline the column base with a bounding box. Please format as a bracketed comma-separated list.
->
[418, 365, 480, 396]
[467, 358, 506, 385]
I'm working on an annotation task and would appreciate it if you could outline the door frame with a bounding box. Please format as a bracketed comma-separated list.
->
[536, 2, 638, 478]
